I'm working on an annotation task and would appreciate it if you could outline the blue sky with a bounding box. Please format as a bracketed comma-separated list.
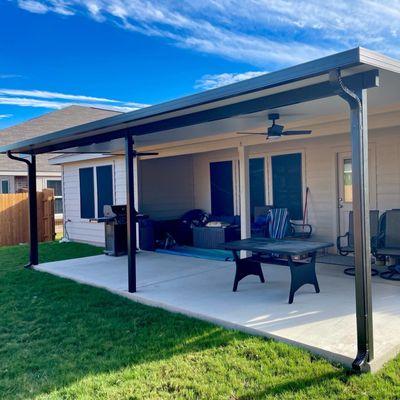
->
[0, 0, 399, 129]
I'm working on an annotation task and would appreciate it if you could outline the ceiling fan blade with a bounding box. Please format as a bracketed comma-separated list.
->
[282, 130, 312, 136]
[236, 132, 266, 135]
[136, 151, 159, 156]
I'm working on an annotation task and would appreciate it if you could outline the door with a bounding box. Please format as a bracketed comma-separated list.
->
[337, 150, 377, 236]
[210, 160, 234, 216]
[271, 153, 303, 220]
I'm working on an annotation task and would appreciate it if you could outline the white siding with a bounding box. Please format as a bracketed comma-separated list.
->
[62, 124, 400, 247]
[192, 125, 400, 244]
[63, 154, 195, 244]
[63, 156, 125, 245]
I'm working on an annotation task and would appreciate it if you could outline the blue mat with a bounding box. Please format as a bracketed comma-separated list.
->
[155, 245, 234, 262]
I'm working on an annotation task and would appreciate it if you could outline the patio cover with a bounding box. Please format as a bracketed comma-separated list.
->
[2, 47, 400, 372]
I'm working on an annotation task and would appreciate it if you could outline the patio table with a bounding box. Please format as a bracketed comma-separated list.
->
[221, 238, 333, 303]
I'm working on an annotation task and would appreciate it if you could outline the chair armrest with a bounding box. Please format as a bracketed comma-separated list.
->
[371, 231, 385, 255]
[336, 232, 349, 250]
[290, 222, 313, 238]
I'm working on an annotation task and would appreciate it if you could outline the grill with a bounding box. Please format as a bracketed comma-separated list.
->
[92, 205, 150, 256]
[101, 205, 128, 256]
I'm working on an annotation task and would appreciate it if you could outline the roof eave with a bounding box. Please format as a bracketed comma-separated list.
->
[1, 47, 399, 155]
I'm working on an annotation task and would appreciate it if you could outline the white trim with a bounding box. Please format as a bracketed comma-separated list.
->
[78, 162, 115, 221]
[207, 155, 239, 215]
[0, 171, 61, 177]
[50, 153, 114, 165]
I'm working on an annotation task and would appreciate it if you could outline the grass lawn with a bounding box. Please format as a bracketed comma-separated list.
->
[1, 242, 400, 399]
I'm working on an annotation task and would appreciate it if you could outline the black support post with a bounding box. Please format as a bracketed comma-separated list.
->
[330, 69, 374, 372]
[6, 152, 39, 267]
[125, 134, 137, 293]
[27, 155, 39, 266]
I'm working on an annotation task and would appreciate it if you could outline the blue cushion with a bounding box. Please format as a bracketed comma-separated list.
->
[254, 214, 269, 226]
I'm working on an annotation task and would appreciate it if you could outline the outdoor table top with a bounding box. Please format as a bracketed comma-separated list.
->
[221, 238, 334, 256]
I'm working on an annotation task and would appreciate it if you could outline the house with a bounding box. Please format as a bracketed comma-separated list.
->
[49, 70, 400, 249]
[2, 47, 400, 372]
[0, 106, 120, 219]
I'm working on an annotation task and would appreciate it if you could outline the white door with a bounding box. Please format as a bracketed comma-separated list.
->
[337, 149, 377, 236]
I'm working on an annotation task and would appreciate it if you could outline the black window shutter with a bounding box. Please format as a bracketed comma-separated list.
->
[96, 165, 113, 218]
[250, 157, 266, 218]
[79, 167, 95, 219]
[271, 153, 303, 220]
[210, 161, 234, 216]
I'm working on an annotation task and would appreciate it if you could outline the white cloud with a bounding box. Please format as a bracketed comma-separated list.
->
[0, 114, 13, 119]
[13, 0, 400, 68]
[0, 74, 24, 79]
[195, 71, 267, 90]
[0, 89, 121, 103]
[0, 88, 149, 112]
[18, 0, 49, 14]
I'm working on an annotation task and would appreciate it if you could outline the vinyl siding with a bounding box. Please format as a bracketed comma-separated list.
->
[63, 155, 195, 245]
[62, 125, 400, 247]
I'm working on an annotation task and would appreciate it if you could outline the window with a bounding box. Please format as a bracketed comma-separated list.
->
[79, 165, 113, 219]
[210, 161, 234, 216]
[343, 158, 353, 203]
[250, 158, 265, 219]
[79, 167, 95, 218]
[271, 153, 303, 220]
[47, 179, 63, 214]
[1, 180, 9, 194]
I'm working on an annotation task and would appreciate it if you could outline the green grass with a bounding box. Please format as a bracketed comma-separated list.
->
[1, 242, 400, 399]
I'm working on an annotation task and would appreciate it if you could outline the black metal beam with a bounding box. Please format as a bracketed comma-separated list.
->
[6, 152, 39, 267]
[125, 134, 137, 293]
[330, 69, 374, 372]
[15, 70, 379, 155]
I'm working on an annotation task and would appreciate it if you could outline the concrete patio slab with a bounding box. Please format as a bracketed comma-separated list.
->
[36, 251, 400, 372]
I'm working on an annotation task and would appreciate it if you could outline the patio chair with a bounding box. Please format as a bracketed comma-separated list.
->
[337, 210, 379, 276]
[267, 208, 291, 239]
[251, 205, 273, 237]
[376, 210, 400, 280]
[266, 207, 312, 240]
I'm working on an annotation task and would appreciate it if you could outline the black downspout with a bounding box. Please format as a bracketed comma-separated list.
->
[7, 151, 39, 268]
[329, 69, 374, 372]
[125, 134, 137, 293]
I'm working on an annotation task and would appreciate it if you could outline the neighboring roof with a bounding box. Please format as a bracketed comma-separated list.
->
[1, 47, 400, 155]
[0, 106, 121, 172]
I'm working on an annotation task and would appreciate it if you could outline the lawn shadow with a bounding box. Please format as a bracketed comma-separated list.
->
[0, 242, 351, 399]
[1, 262, 249, 399]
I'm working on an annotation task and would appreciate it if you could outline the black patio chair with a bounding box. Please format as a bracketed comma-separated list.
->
[337, 210, 380, 276]
[376, 210, 400, 281]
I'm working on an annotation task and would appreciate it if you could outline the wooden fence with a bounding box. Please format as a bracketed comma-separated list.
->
[0, 189, 55, 246]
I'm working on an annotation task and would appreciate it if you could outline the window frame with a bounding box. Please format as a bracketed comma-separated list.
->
[46, 179, 63, 217]
[0, 179, 10, 194]
[79, 164, 114, 220]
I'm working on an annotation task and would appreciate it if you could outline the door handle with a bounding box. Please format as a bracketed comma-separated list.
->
[338, 197, 343, 209]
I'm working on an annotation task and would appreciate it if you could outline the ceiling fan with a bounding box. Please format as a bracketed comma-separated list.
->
[236, 113, 312, 139]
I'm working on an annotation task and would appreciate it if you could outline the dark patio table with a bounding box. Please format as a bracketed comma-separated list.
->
[221, 238, 333, 303]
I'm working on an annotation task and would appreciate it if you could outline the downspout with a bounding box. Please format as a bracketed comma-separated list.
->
[329, 69, 374, 372]
[7, 151, 39, 268]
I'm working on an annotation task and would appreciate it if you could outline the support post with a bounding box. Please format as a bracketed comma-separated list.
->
[330, 69, 374, 372]
[238, 144, 251, 257]
[133, 155, 140, 250]
[7, 152, 38, 267]
[125, 134, 137, 293]
[27, 155, 39, 266]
